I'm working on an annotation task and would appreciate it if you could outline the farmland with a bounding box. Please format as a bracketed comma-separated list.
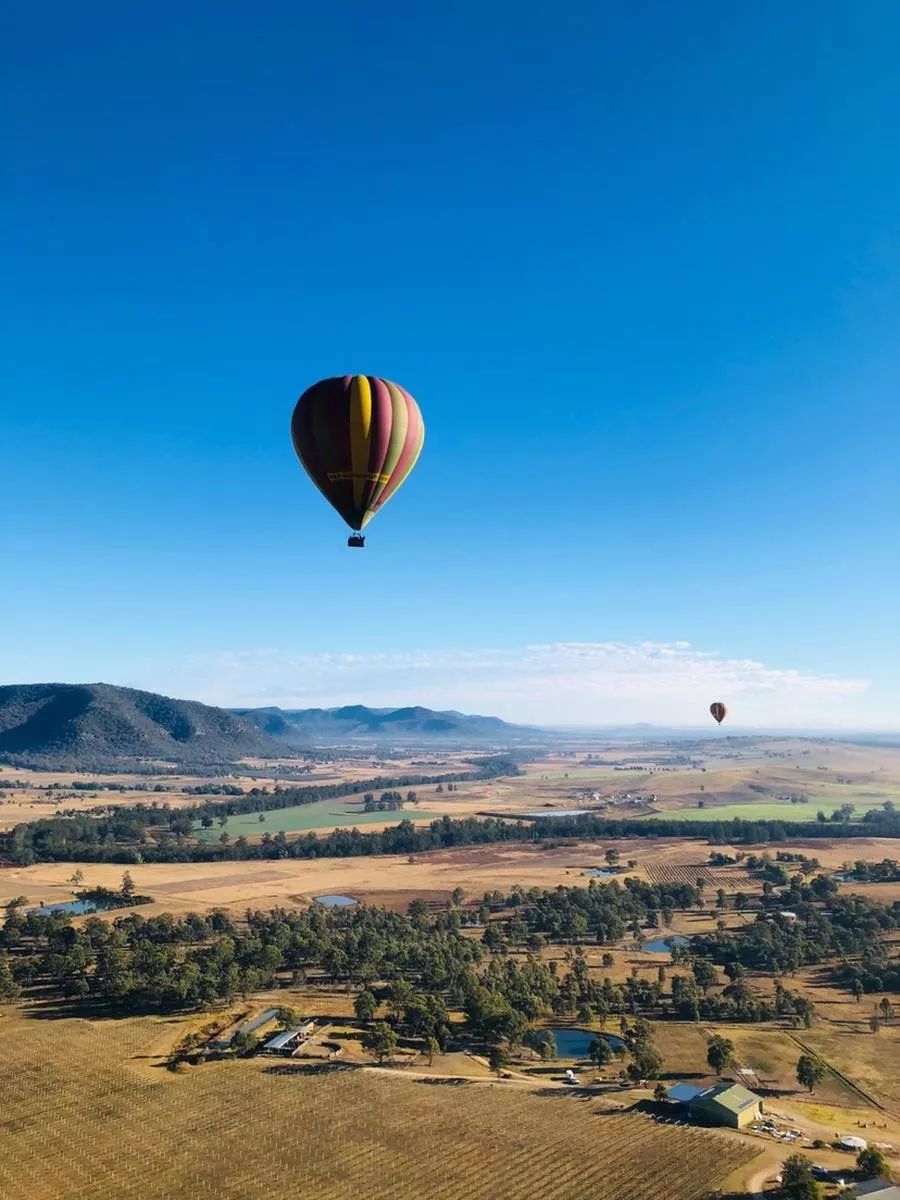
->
[642, 798, 890, 823]
[0, 1011, 757, 1200]
[2, 737, 900, 1199]
[643, 862, 757, 888]
[194, 797, 449, 839]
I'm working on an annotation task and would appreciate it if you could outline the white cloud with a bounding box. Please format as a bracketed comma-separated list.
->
[155, 640, 870, 728]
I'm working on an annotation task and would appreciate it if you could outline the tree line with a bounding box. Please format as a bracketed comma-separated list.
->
[3, 792, 899, 869]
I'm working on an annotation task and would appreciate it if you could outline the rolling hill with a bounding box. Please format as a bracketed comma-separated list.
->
[0, 683, 289, 769]
[232, 703, 538, 744]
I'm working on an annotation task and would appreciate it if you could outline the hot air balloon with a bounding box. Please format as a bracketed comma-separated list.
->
[710, 702, 727, 725]
[291, 375, 424, 547]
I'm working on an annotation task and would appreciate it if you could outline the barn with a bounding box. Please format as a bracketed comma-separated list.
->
[689, 1083, 763, 1129]
[667, 1082, 763, 1129]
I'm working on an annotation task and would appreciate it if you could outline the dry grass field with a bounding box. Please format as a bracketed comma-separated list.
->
[4, 834, 899, 920]
[0, 1010, 758, 1200]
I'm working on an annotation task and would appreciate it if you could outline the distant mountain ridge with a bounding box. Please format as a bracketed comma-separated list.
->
[0, 683, 288, 769]
[231, 703, 537, 743]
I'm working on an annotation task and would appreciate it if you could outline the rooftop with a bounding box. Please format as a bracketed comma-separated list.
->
[854, 1182, 900, 1200]
[262, 1024, 312, 1052]
[691, 1083, 761, 1116]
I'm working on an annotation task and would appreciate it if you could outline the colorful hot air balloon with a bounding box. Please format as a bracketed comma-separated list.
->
[710, 702, 727, 725]
[291, 376, 424, 547]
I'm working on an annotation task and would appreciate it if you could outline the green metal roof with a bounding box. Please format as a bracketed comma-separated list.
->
[690, 1083, 761, 1116]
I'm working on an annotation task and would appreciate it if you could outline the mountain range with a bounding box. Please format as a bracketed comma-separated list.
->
[0, 683, 287, 769]
[0, 684, 536, 769]
[232, 703, 535, 743]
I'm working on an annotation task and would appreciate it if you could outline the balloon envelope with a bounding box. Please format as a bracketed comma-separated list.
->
[710, 702, 727, 725]
[291, 376, 425, 531]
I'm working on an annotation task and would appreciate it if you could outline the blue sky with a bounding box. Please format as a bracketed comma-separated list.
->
[2, 1, 899, 727]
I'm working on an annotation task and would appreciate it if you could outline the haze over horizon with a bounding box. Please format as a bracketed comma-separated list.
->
[4, 2, 899, 731]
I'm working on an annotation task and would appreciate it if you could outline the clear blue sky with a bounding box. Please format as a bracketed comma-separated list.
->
[3, 1, 899, 726]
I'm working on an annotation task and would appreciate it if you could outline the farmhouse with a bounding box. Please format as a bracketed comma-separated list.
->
[668, 1083, 763, 1129]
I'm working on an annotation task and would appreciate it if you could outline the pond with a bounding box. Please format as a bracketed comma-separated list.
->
[642, 934, 690, 954]
[548, 1028, 626, 1059]
[587, 869, 617, 879]
[314, 894, 358, 907]
[28, 898, 116, 917]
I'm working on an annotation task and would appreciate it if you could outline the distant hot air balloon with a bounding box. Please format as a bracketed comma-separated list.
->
[291, 376, 425, 547]
[710, 702, 727, 725]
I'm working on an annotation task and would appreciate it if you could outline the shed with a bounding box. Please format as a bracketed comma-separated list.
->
[262, 1022, 315, 1055]
[854, 1182, 900, 1200]
[689, 1083, 763, 1129]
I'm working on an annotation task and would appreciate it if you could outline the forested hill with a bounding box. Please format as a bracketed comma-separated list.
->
[0, 683, 288, 769]
[232, 703, 539, 743]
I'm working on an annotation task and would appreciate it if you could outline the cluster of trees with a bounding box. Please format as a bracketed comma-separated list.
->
[362, 791, 417, 813]
[843, 858, 900, 882]
[2, 863, 896, 1081]
[692, 890, 899, 978]
[0, 900, 485, 1014]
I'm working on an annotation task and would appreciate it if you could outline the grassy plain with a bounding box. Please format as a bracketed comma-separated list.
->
[0, 1010, 757, 1200]
[643, 798, 889, 822]
[194, 797, 449, 839]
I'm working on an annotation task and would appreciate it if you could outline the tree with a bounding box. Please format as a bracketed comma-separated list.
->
[450, 887, 465, 907]
[692, 960, 718, 993]
[69, 869, 84, 888]
[706, 1034, 736, 1075]
[796, 1054, 825, 1093]
[120, 871, 136, 897]
[354, 989, 377, 1023]
[488, 1045, 510, 1077]
[653, 1082, 667, 1102]
[425, 1035, 440, 1065]
[258, 813, 266, 822]
[604, 848, 620, 867]
[879, 997, 894, 1023]
[627, 1043, 662, 1082]
[856, 1146, 889, 1180]
[363, 1021, 398, 1064]
[781, 1155, 820, 1200]
[0, 954, 21, 1002]
[230, 1030, 258, 1056]
[853, 979, 865, 1003]
[589, 1037, 613, 1071]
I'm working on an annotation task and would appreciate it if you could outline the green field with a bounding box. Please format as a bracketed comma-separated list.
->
[643, 797, 889, 823]
[196, 799, 447, 839]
